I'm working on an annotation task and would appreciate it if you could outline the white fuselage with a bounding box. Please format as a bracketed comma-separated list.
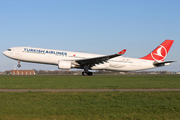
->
[3, 47, 156, 71]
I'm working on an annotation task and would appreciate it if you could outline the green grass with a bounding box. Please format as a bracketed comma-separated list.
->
[0, 75, 180, 89]
[1, 75, 180, 119]
[0, 91, 180, 120]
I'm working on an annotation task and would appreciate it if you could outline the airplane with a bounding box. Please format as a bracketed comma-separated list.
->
[3, 40, 175, 76]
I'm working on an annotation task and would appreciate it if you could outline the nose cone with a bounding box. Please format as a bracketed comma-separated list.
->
[3, 51, 9, 57]
[3, 49, 15, 59]
[3, 51, 7, 56]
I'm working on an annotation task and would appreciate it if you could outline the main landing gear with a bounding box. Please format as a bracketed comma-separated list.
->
[82, 71, 93, 76]
[82, 65, 93, 76]
[17, 61, 21, 68]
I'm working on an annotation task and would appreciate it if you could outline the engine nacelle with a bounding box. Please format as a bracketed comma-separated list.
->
[58, 60, 71, 70]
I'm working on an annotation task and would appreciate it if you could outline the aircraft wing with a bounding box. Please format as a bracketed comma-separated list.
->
[75, 49, 126, 66]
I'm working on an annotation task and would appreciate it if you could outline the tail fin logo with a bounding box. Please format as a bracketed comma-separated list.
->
[140, 40, 174, 62]
[151, 45, 167, 61]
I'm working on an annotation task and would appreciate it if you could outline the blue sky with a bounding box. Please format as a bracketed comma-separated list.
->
[1, 0, 180, 71]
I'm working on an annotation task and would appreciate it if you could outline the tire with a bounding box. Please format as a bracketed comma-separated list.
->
[87, 72, 93, 76]
[17, 64, 21, 68]
[82, 72, 85, 76]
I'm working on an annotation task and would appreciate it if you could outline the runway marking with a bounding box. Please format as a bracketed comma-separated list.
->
[0, 89, 180, 92]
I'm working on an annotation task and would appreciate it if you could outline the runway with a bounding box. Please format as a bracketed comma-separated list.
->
[0, 89, 180, 92]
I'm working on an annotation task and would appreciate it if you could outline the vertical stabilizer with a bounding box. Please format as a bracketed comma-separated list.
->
[140, 40, 174, 62]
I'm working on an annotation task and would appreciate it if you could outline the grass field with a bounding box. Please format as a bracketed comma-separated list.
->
[1, 75, 180, 120]
[0, 75, 180, 89]
[0, 91, 180, 120]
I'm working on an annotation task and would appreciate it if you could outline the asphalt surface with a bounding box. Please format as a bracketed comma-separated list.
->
[0, 89, 180, 92]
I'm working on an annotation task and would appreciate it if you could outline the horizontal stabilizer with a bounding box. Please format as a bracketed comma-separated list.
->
[153, 61, 176, 67]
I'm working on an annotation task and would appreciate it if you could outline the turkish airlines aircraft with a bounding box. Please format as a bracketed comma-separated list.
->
[3, 40, 175, 76]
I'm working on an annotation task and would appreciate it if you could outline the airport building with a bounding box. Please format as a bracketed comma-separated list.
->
[11, 70, 35, 75]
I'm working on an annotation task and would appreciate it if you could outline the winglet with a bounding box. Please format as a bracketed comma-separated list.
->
[118, 49, 126, 55]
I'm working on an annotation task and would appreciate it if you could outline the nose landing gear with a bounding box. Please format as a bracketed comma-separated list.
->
[17, 61, 21, 68]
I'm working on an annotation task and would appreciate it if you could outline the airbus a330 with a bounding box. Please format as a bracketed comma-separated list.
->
[3, 40, 175, 76]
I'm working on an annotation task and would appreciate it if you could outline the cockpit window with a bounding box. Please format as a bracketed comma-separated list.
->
[7, 49, 11, 51]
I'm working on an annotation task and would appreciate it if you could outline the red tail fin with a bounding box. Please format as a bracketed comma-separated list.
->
[140, 40, 174, 62]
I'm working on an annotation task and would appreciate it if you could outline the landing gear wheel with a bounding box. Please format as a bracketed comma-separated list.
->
[87, 72, 93, 76]
[17, 61, 21, 68]
[82, 72, 93, 76]
[17, 64, 21, 68]
[82, 65, 93, 76]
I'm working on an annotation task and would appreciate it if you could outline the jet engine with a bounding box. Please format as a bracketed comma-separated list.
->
[58, 60, 71, 70]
